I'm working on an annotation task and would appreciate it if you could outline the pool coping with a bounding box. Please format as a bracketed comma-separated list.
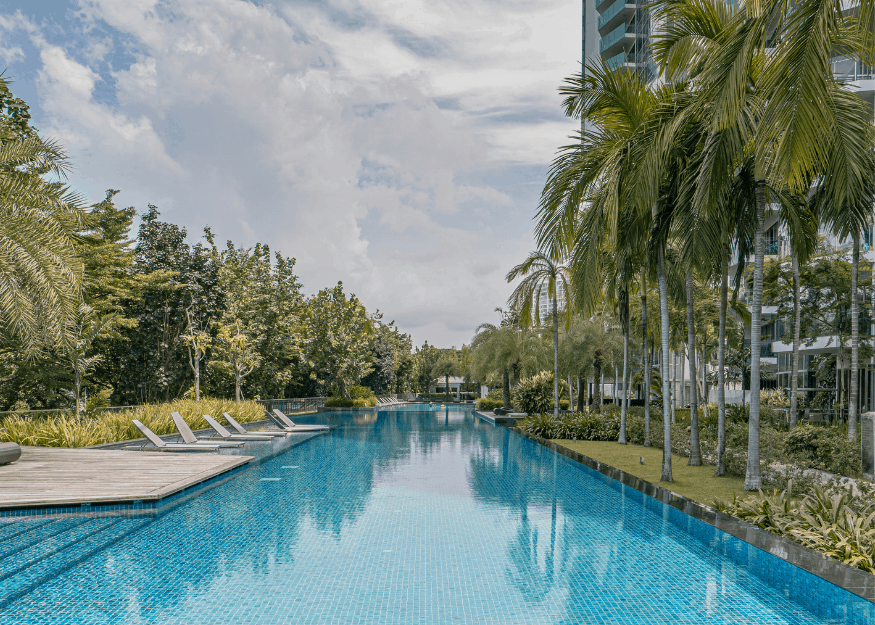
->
[509, 426, 875, 603]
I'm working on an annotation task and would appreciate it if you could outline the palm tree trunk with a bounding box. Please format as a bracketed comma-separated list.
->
[593, 359, 602, 410]
[686, 272, 702, 465]
[619, 320, 629, 444]
[641, 275, 651, 446]
[850, 234, 860, 440]
[568, 374, 574, 414]
[658, 246, 673, 481]
[744, 182, 767, 491]
[672, 349, 677, 424]
[553, 295, 559, 419]
[577, 375, 584, 412]
[445, 373, 450, 401]
[790, 251, 801, 428]
[717, 253, 728, 476]
[503, 368, 511, 409]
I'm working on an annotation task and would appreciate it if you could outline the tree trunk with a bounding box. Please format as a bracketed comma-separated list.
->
[577, 375, 585, 411]
[593, 359, 602, 412]
[503, 368, 511, 409]
[717, 253, 728, 476]
[619, 316, 629, 444]
[658, 246, 673, 481]
[194, 356, 200, 402]
[445, 373, 450, 401]
[790, 251, 801, 428]
[672, 349, 677, 424]
[235, 373, 242, 402]
[74, 367, 81, 419]
[744, 181, 767, 491]
[642, 275, 651, 446]
[686, 272, 702, 465]
[680, 344, 686, 408]
[553, 295, 560, 419]
[600, 369, 604, 406]
[568, 374, 574, 414]
[850, 234, 860, 440]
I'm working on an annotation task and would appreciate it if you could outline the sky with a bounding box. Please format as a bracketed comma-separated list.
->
[0, 0, 582, 348]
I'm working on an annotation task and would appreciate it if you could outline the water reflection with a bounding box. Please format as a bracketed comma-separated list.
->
[0, 407, 833, 625]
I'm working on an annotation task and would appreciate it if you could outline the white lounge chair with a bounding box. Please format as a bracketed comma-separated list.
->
[130, 420, 220, 451]
[203, 414, 273, 441]
[171, 412, 244, 448]
[270, 409, 329, 432]
[223, 413, 288, 438]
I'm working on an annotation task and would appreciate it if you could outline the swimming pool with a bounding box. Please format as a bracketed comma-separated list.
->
[0, 407, 866, 623]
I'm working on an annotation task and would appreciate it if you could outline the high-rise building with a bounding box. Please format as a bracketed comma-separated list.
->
[585, 0, 655, 83]
[537, 281, 566, 323]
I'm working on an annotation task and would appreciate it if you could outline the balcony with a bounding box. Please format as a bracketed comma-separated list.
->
[605, 52, 632, 71]
[598, 0, 636, 33]
[832, 55, 875, 82]
[599, 23, 637, 57]
[595, 0, 615, 11]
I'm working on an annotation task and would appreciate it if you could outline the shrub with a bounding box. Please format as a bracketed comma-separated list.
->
[477, 398, 506, 410]
[784, 425, 861, 476]
[518, 414, 556, 438]
[714, 485, 875, 573]
[513, 372, 568, 415]
[325, 396, 377, 408]
[348, 385, 375, 400]
[0, 398, 266, 448]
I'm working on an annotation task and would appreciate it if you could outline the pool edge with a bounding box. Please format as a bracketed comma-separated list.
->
[510, 426, 875, 605]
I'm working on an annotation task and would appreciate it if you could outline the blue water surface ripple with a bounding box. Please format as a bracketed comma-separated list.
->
[0, 407, 859, 624]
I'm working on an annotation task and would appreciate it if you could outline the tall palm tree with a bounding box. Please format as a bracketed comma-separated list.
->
[506, 251, 571, 419]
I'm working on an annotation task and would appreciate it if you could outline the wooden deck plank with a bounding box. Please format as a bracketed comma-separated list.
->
[0, 447, 253, 509]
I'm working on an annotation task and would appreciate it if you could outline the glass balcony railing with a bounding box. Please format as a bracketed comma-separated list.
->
[605, 52, 628, 70]
[598, 0, 628, 30]
[599, 23, 628, 53]
[595, 0, 614, 11]
[832, 55, 875, 81]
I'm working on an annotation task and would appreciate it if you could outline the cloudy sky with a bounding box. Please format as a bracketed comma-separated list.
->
[0, 0, 581, 347]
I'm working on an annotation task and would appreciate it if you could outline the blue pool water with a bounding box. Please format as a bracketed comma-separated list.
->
[0, 408, 864, 624]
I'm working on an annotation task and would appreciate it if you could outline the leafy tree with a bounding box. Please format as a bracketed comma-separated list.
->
[209, 320, 260, 401]
[413, 342, 442, 394]
[305, 282, 373, 397]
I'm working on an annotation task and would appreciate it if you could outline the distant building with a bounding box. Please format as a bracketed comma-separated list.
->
[537, 281, 566, 323]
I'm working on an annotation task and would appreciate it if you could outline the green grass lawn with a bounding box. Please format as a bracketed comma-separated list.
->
[552, 438, 747, 506]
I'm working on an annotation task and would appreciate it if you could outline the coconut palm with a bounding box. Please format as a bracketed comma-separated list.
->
[431, 357, 461, 401]
[471, 318, 548, 409]
[506, 251, 571, 419]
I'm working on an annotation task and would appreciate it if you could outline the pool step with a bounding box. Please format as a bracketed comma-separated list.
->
[0, 517, 148, 610]
[0, 519, 88, 560]
[0, 518, 56, 542]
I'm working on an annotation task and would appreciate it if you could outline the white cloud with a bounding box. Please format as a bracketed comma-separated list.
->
[2, 0, 580, 346]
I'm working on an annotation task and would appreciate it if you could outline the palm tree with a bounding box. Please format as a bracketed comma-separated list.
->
[506, 251, 571, 419]
[471, 316, 547, 409]
[431, 357, 461, 401]
[0, 77, 83, 352]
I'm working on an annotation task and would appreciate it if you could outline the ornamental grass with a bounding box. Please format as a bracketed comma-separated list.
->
[0, 398, 266, 448]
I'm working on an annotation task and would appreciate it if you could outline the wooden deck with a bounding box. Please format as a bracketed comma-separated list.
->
[0, 447, 253, 509]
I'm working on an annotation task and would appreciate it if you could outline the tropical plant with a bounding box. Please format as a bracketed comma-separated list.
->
[431, 357, 461, 401]
[506, 252, 572, 419]
[513, 371, 568, 415]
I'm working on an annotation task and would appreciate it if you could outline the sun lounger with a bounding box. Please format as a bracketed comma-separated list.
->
[270, 409, 329, 431]
[223, 413, 288, 437]
[129, 420, 220, 451]
[203, 414, 273, 441]
[171, 412, 244, 447]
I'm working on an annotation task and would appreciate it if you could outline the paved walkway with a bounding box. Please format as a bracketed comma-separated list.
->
[0, 447, 252, 509]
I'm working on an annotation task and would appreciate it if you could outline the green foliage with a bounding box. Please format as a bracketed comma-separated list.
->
[519, 414, 556, 438]
[784, 425, 861, 476]
[0, 398, 265, 447]
[513, 371, 568, 415]
[324, 396, 377, 408]
[477, 398, 506, 410]
[714, 485, 875, 573]
[305, 282, 373, 398]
